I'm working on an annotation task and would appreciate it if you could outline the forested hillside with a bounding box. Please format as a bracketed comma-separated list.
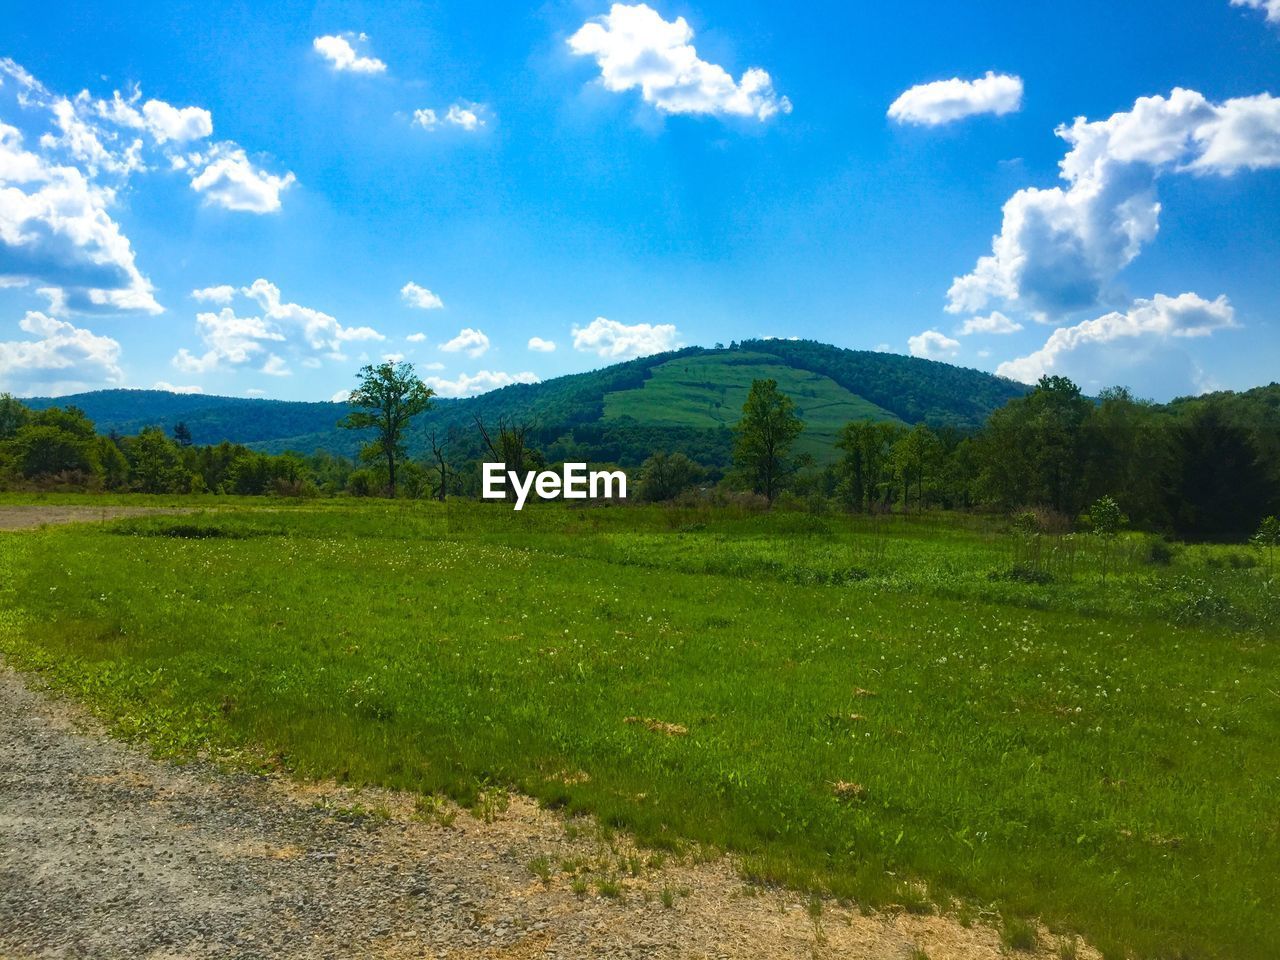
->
[26, 341, 1027, 465]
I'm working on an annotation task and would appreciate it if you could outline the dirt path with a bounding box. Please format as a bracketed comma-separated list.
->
[0, 505, 190, 532]
[0, 669, 1093, 960]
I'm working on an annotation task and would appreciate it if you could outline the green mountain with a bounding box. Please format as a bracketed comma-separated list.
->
[26, 340, 1029, 466]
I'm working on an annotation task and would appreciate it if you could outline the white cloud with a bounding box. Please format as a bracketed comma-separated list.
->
[401, 281, 444, 309]
[188, 145, 295, 213]
[423, 369, 538, 398]
[406, 332, 428, 343]
[413, 103, 488, 131]
[173, 306, 284, 373]
[572, 316, 679, 359]
[1233, 0, 1280, 24]
[3, 57, 290, 237]
[0, 311, 123, 394]
[313, 35, 387, 74]
[245, 388, 268, 397]
[244, 279, 382, 350]
[172, 280, 383, 374]
[907, 329, 961, 360]
[330, 389, 350, 402]
[567, 3, 791, 122]
[445, 103, 482, 130]
[261, 353, 291, 376]
[191, 284, 236, 303]
[381, 351, 405, 363]
[0, 121, 162, 314]
[92, 89, 213, 145]
[888, 72, 1023, 127]
[43, 96, 145, 176]
[949, 88, 1280, 319]
[997, 292, 1236, 390]
[958, 311, 1023, 335]
[140, 99, 213, 144]
[153, 380, 202, 393]
[439, 327, 490, 357]
[527, 336, 556, 352]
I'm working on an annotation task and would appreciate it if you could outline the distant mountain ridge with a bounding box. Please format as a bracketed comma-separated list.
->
[25, 340, 1031, 466]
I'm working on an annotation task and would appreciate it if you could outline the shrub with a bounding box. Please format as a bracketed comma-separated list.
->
[1143, 537, 1176, 566]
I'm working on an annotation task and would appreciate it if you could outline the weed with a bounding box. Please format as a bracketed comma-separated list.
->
[595, 877, 623, 900]
[1001, 916, 1039, 951]
[528, 855, 553, 884]
[412, 794, 456, 828]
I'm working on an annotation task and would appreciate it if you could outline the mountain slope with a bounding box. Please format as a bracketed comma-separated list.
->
[25, 341, 1030, 466]
[602, 351, 903, 459]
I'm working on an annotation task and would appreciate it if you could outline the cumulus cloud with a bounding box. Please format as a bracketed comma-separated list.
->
[439, 327, 490, 357]
[260, 353, 290, 376]
[173, 307, 284, 373]
[92, 88, 213, 145]
[244, 279, 382, 352]
[406, 332, 428, 343]
[153, 380, 202, 393]
[0, 59, 293, 316]
[172, 280, 382, 374]
[0, 121, 161, 314]
[5, 60, 292, 224]
[567, 3, 791, 121]
[1233, 0, 1280, 24]
[527, 336, 556, 352]
[948, 88, 1280, 319]
[412, 103, 488, 131]
[888, 72, 1023, 126]
[996, 292, 1236, 388]
[401, 281, 444, 309]
[0, 311, 123, 394]
[313, 35, 387, 74]
[572, 316, 679, 359]
[958, 311, 1023, 335]
[423, 369, 538, 398]
[191, 284, 236, 303]
[907, 329, 961, 360]
[188, 145, 295, 213]
[445, 104, 482, 130]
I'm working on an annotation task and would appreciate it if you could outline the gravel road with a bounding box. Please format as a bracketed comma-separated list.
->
[0, 506, 188, 532]
[0, 653, 1079, 959]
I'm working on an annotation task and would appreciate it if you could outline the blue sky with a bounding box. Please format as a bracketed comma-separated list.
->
[2, 0, 1279, 402]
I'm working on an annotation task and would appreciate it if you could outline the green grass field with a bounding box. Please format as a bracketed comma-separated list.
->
[2, 496, 1277, 958]
[602, 351, 902, 460]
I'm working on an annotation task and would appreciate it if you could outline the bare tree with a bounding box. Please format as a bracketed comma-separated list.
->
[427, 427, 456, 502]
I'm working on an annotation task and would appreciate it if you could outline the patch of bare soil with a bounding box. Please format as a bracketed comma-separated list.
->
[0, 504, 191, 531]
[0, 666, 1094, 959]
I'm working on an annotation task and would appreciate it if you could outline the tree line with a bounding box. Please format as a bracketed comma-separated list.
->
[3, 361, 1276, 541]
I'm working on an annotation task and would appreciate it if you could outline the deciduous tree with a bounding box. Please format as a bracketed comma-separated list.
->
[733, 379, 803, 503]
[340, 362, 434, 498]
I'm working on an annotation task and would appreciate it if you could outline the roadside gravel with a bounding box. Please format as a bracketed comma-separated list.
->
[1, 609, 1087, 960]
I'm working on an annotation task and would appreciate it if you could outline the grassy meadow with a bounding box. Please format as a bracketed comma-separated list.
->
[1, 495, 1277, 958]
